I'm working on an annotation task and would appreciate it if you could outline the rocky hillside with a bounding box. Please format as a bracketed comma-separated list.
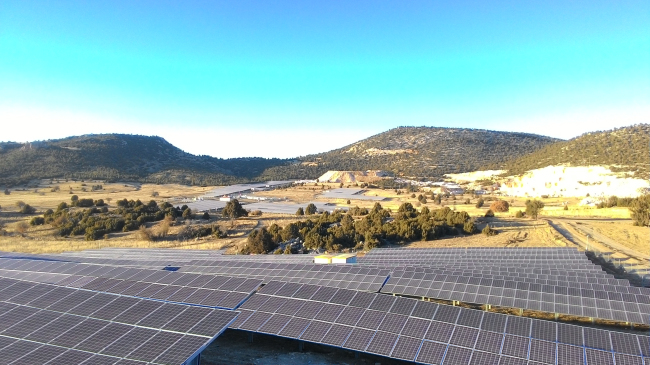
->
[261, 127, 559, 180]
[489, 124, 650, 177]
[0, 134, 287, 186]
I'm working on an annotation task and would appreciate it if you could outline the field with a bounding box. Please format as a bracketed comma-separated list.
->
[0, 180, 641, 257]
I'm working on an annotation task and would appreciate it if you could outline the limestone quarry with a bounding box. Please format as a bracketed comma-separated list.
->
[455, 165, 649, 198]
[317, 170, 390, 183]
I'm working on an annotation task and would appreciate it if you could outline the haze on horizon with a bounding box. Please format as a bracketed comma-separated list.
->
[1, 1, 648, 159]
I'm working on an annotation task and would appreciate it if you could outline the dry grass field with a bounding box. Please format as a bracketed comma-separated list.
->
[0, 181, 639, 255]
[0, 180, 212, 212]
[585, 221, 649, 257]
[399, 219, 572, 249]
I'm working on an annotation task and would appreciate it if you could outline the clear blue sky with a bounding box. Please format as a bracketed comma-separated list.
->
[1, 1, 648, 158]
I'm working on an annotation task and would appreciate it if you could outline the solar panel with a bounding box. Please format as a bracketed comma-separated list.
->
[343, 328, 375, 351]
[258, 314, 292, 335]
[355, 310, 386, 330]
[277, 317, 310, 338]
[415, 341, 447, 365]
[424, 321, 455, 343]
[47, 349, 94, 365]
[614, 353, 644, 365]
[321, 324, 353, 347]
[366, 331, 398, 356]
[335, 306, 364, 326]
[449, 325, 479, 348]
[153, 335, 210, 365]
[528, 339, 556, 364]
[127, 331, 184, 362]
[470, 351, 500, 365]
[75, 322, 133, 353]
[300, 321, 332, 343]
[585, 348, 615, 365]
[501, 334, 529, 359]
[474, 330, 503, 354]
[400, 316, 431, 339]
[442, 345, 472, 365]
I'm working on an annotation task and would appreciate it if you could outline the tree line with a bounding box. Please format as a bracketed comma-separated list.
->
[241, 202, 479, 254]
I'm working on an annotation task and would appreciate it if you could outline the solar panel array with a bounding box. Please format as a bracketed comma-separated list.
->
[0, 277, 238, 365]
[177, 261, 389, 292]
[243, 201, 348, 214]
[381, 269, 650, 325]
[357, 247, 650, 324]
[0, 259, 262, 310]
[319, 188, 387, 201]
[2, 246, 648, 365]
[199, 181, 294, 198]
[231, 281, 650, 365]
[358, 247, 595, 267]
[175, 200, 228, 212]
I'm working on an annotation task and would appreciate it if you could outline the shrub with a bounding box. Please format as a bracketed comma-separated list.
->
[202, 212, 210, 220]
[482, 225, 496, 236]
[296, 207, 304, 216]
[630, 195, 650, 226]
[182, 208, 193, 219]
[489, 200, 509, 212]
[475, 198, 484, 208]
[20, 204, 36, 214]
[305, 203, 317, 215]
[249, 210, 263, 216]
[30, 217, 45, 225]
[222, 199, 248, 219]
[246, 228, 277, 254]
[136, 225, 154, 241]
[525, 199, 545, 219]
[76, 198, 94, 207]
[463, 220, 476, 234]
[515, 210, 525, 218]
[484, 209, 494, 217]
[15, 221, 30, 235]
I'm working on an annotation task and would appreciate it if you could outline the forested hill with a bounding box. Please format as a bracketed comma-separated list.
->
[0, 134, 288, 186]
[486, 124, 650, 177]
[6, 125, 641, 186]
[260, 127, 559, 180]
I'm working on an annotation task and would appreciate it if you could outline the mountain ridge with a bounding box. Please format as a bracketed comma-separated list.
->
[1, 125, 645, 186]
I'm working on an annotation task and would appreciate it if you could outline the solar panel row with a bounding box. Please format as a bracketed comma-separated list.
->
[177, 262, 389, 292]
[0, 277, 238, 365]
[231, 281, 650, 365]
[0, 260, 263, 309]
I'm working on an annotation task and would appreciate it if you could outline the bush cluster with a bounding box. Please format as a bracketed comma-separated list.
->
[43, 198, 181, 241]
[489, 200, 509, 212]
[241, 202, 478, 254]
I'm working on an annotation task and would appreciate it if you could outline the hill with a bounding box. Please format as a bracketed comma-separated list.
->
[0, 134, 287, 186]
[488, 124, 650, 177]
[261, 127, 559, 180]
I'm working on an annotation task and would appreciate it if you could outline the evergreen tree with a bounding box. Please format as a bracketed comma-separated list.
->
[525, 199, 545, 219]
[222, 199, 248, 219]
[305, 203, 317, 215]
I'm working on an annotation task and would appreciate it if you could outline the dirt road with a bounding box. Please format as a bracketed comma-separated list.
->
[547, 218, 649, 266]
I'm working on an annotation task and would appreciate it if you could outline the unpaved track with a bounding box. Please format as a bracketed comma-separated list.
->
[548, 218, 649, 264]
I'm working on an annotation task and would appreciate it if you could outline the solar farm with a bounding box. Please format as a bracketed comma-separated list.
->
[0, 246, 648, 365]
[320, 188, 387, 201]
